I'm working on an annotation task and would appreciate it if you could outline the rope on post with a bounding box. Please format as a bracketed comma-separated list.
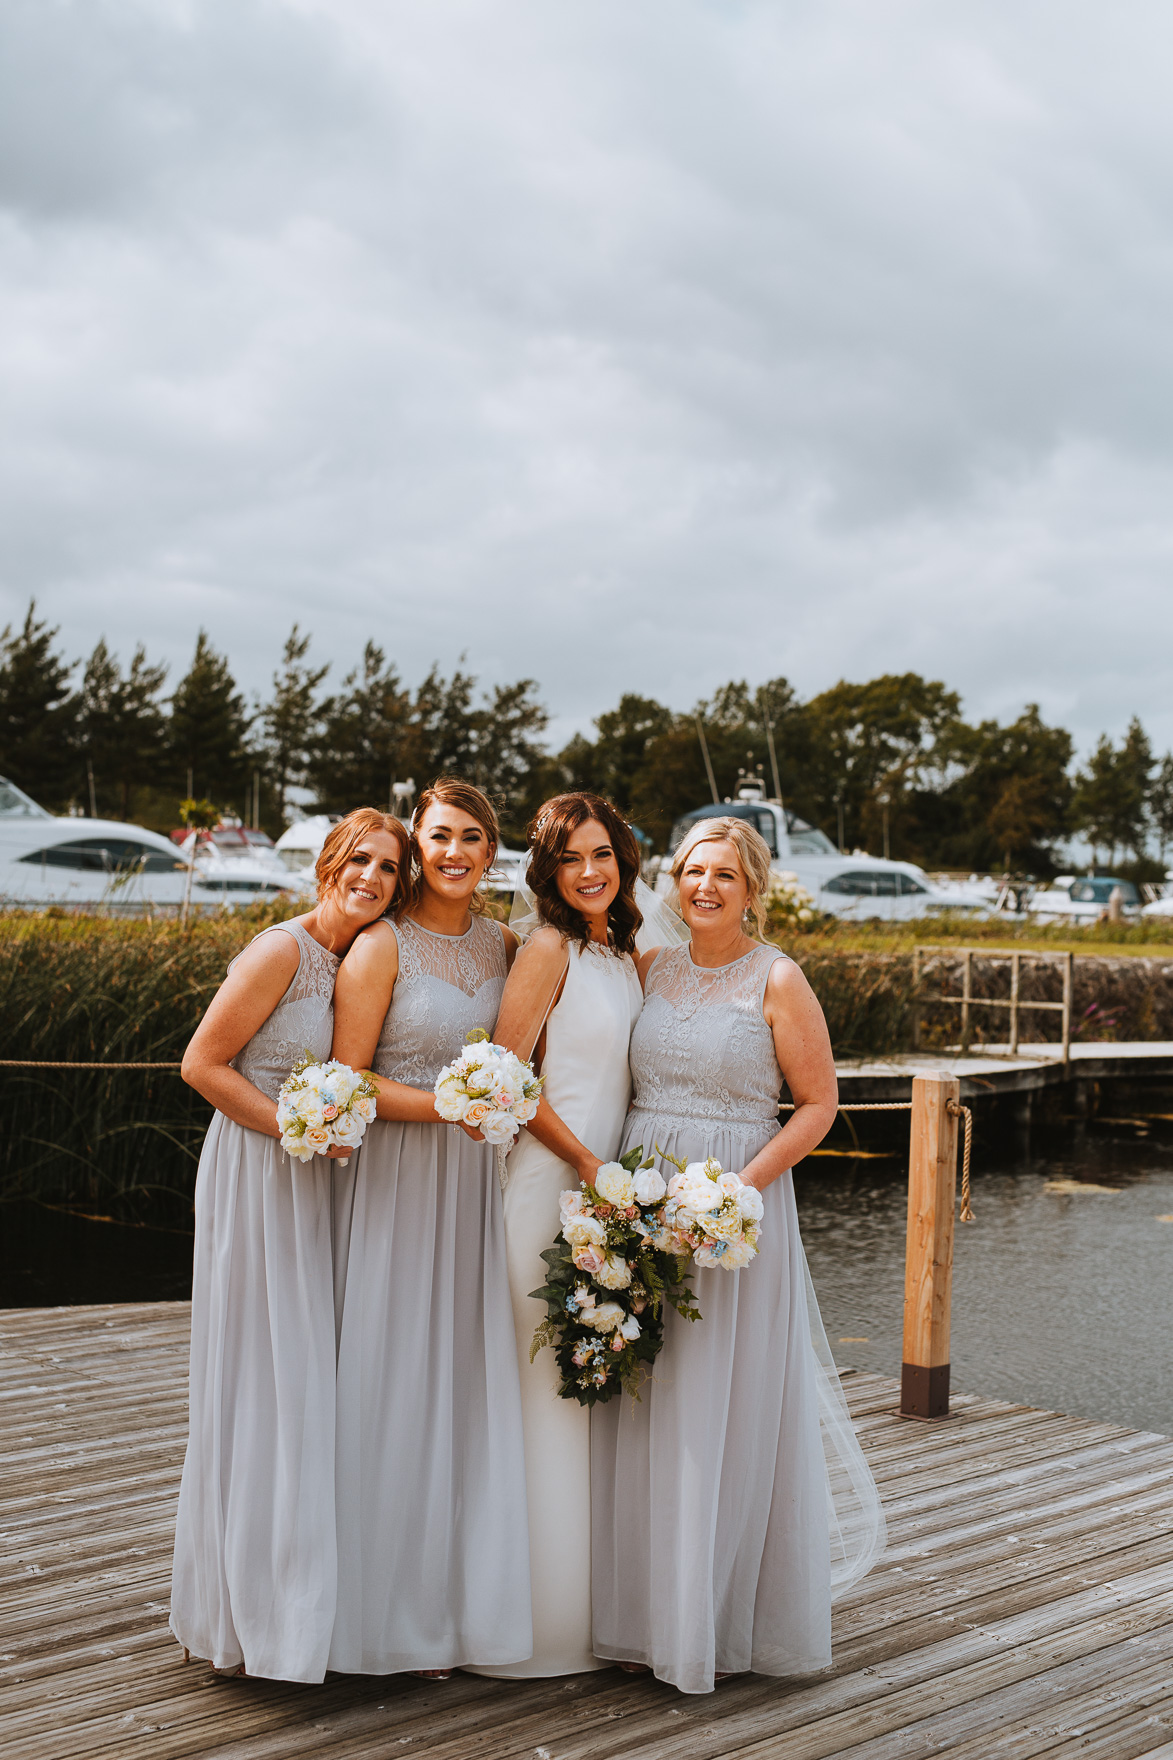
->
[948, 1098, 975, 1221]
[0, 1060, 183, 1069]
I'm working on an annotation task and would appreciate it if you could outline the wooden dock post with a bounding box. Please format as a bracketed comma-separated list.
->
[901, 1071, 961, 1420]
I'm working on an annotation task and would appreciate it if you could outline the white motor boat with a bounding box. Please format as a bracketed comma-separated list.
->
[179, 823, 313, 905]
[0, 774, 301, 911]
[659, 784, 990, 921]
[1028, 875, 1141, 924]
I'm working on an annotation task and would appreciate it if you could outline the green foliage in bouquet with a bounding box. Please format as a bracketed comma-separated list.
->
[528, 1145, 700, 1407]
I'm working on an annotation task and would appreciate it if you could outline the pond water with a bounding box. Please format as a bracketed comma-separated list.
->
[3, 1124, 1171, 1437]
[796, 1124, 1173, 1436]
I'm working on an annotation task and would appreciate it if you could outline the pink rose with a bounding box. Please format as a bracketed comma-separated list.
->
[572, 1245, 606, 1276]
[610, 1336, 625, 1352]
[322, 1103, 338, 1121]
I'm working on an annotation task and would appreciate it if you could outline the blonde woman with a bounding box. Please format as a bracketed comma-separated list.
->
[591, 818, 884, 1694]
[171, 808, 408, 1682]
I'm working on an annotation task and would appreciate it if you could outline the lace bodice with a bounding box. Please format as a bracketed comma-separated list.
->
[372, 913, 508, 1087]
[628, 941, 787, 1131]
[230, 920, 340, 1100]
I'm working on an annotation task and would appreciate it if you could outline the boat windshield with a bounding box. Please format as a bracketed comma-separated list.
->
[0, 775, 52, 818]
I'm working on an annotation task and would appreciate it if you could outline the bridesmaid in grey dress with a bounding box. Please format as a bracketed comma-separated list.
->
[171, 808, 408, 1682]
[592, 817, 885, 1694]
[329, 777, 532, 1678]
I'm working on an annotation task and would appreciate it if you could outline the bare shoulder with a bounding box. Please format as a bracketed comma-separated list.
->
[340, 917, 399, 975]
[518, 924, 570, 971]
[762, 950, 821, 1017]
[228, 924, 302, 985]
[498, 922, 520, 963]
[635, 946, 662, 989]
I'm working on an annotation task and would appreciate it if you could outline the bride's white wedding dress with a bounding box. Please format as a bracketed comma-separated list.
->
[467, 939, 642, 1678]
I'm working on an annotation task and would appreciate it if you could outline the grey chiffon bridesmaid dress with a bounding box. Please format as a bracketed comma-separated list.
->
[171, 919, 344, 1682]
[329, 913, 532, 1674]
[591, 941, 885, 1694]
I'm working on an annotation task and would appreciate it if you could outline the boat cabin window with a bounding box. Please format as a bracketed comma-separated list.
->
[0, 776, 52, 818]
[823, 870, 901, 896]
[669, 803, 778, 856]
[19, 838, 183, 874]
[785, 818, 837, 855]
[897, 874, 928, 895]
[195, 877, 291, 894]
[1069, 879, 1139, 905]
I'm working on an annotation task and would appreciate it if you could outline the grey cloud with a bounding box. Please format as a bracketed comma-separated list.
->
[1, 0, 1172, 760]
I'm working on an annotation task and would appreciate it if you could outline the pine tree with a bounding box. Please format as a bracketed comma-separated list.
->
[259, 626, 329, 823]
[308, 641, 412, 813]
[76, 640, 168, 820]
[0, 600, 77, 811]
[1073, 719, 1153, 865]
[1150, 753, 1173, 866]
[168, 631, 252, 817]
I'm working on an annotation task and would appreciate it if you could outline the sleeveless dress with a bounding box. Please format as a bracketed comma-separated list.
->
[329, 913, 532, 1674]
[591, 942, 885, 1694]
[468, 940, 643, 1679]
[171, 919, 344, 1682]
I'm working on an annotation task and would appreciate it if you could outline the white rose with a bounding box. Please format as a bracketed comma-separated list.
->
[586, 1301, 626, 1334]
[480, 1110, 520, 1146]
[465, 1069, 493, 1097]
[564, 1212, 607, 1249]
[303, 1124, 331, 1154]
[619, 1314, 641, 1341]
[596, 1254, 632, 1290]
[352, 1094, 377, 1124]
[736, 1182, 765, 1222]
[632, 1166, 667, 1206]
[331, 1111, 364, 1147]
[594, 1163, 636, 1207]
[559, 1189, 587, 1224]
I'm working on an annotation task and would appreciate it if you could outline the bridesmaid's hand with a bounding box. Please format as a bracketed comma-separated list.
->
[459, 1121, 485, 1142]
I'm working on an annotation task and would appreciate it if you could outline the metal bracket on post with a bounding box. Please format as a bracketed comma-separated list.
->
[900, 1072, 961, 1420]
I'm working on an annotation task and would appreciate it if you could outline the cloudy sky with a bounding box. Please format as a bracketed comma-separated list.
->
[2, 0, 1173, 755]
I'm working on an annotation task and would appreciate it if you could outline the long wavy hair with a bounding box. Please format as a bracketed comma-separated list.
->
[526, 792, 642, 955]
[316, 808, 411, 916]
[409, 775, 500, 916]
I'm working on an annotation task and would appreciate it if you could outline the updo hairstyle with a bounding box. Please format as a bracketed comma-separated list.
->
[316, 808, 411, 914]
[526, 792, 643, 955]
[670, 816, 772, 937]
[410, 775, 500, 914]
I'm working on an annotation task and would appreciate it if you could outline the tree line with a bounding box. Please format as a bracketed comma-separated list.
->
[1, 600, 1171, 875]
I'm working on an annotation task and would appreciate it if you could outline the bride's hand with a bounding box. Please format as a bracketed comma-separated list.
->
[574, 1152, 603, 1188]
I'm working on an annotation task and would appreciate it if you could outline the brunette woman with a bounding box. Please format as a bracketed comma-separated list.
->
[171, 808, 408, 1683]
[591, 818, 885, 1693]
[467, 793, 644, 1680]
[328, 778, 531, 1679]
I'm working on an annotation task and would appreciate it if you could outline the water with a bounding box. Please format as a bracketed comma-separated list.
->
[4, 1125, 1172, 1437]
[796, 1125, 1173, 1436]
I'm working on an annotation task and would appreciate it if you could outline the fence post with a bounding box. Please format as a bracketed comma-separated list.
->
[901, 1071, 961, 1420]
[1061, 952, 1073, 1063]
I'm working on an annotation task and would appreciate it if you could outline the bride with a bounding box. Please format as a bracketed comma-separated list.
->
[467, 792, 682, 1678]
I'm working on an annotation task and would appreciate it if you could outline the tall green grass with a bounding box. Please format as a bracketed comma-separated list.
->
[0, 906, 297, 1222]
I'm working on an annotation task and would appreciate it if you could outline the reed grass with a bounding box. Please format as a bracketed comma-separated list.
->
[0, 904, 297, 1222]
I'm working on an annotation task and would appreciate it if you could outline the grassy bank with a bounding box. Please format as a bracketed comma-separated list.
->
[4, 904, 1173, 1223]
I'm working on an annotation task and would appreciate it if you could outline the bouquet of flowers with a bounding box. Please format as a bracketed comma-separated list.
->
[277, 1054, 379, 1165]
[528, 1147, 701, 1406]
[433, 1029, 544, 1146]
[656, 1150, 765, 1270]
[530, 1147, 766, 1404]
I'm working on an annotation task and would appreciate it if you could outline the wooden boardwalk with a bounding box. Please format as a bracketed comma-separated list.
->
[4, 1304, 1173, 1760]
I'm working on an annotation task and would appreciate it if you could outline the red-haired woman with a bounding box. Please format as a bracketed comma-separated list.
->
[171, 808, 408, 1683]
[327, 778, 532, 1679]
[466, 792, 645, 1680]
